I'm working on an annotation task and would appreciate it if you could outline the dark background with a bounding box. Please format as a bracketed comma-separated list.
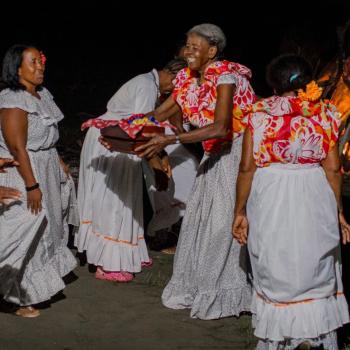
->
[0, 1, 349, 119]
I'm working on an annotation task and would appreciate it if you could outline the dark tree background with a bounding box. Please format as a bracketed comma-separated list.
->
[0, 1, 349, 120]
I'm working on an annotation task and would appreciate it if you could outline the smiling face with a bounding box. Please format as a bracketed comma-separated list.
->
[18, 48, 45, 91]
[183, 33, 218, 73]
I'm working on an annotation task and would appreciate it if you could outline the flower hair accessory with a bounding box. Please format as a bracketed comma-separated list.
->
[297, 80, 323, 102]
[40, 51, 47, 65]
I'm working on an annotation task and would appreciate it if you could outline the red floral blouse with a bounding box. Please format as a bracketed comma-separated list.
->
[247, 96, 341, 167]
[172, 60, 256, 153]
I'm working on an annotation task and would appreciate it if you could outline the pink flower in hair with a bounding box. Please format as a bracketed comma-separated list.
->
[40, 51, 47, 65]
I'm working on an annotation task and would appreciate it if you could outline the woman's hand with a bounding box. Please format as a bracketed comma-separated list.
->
[0, 158, 19, 173]
[339, 212, 350, 244]
[59, 157, 70, 176]
[98, 136, 112, 151]
[160, 155, 172, 178]
[0, 186, 21, 204]
[27, 188, 43, 215]
[147, 156, 170, 191]
[232, 214, 249, 245]
[135, 133, 172, 158]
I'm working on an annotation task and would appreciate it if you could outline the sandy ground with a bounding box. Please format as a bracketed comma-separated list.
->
[0, 251, 256, 350]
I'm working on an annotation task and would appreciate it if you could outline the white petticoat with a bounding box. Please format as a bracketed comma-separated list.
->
[247, 163, 349, 342]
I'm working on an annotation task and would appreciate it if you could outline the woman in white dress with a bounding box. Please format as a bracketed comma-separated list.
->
[75, 58, 188, 282]
[233, 54, 350, 349]
[0, 44, 77, 317]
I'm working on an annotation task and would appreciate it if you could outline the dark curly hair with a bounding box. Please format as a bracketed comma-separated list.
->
[266, 54, 313, 95]
[1, 44, 43, 91]
[163, 57, 187, 75]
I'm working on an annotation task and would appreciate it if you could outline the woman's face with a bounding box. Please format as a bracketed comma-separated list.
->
[160, 70, 177, 95]
[18, 48, 45, 89]
[183, 33, 217, 72]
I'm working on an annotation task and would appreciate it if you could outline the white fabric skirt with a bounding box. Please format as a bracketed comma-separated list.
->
[0, 148, 77, 306]
[247, 164, 349, 342]
[75, 127, 150, 272]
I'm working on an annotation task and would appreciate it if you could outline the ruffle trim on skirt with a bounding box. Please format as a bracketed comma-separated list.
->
[75, 224, 150, 273]
[255, 331, 338, 350]
[5, 244, 77, 306]
[162, 282, 252, 320]
[252, 290, 350, 341]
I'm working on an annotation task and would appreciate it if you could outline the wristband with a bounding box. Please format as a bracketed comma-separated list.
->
[175, 135, 181, 144]
[25, 183, 39, 192]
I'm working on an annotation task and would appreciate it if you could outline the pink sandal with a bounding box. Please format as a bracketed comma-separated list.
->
[141, 258, 153, 268]
[95, 268, 134, 282]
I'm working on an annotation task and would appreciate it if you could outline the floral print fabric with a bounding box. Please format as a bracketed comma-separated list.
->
[81, 114, 174, 138]
[172, 60, 256, 152]
[247, 96, 341, 167]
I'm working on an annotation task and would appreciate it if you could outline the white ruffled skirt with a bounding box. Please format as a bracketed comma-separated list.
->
[0, 148, 77, 306]
[247, 164, 349, 347]
[75, 127, 150, 272]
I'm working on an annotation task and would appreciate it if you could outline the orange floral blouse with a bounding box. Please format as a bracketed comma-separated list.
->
[172, 60, 256, 153]
[247, 96, 341, 167]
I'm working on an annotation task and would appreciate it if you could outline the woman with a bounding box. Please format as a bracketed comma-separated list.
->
[232, 54, 350, 349]
[0, 44, 77, 317]
[75, 58, 188, 282]
[136, 23, 256, 319]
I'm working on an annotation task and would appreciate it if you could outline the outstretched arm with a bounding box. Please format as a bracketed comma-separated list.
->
[136, 84, 235, 158]
[145, 95, 181, 122]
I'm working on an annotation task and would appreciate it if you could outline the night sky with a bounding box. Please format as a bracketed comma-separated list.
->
[1, 1, 349, 120]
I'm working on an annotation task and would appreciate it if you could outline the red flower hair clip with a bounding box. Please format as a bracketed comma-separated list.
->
[40, 51, 47, 65]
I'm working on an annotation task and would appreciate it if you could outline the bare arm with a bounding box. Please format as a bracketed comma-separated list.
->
[136, 84, 235, 157]
[147, 95, 181, 122]
[321, 145, 350, 243]
[168, 110, 185, 134]
[321, 146, 342, 210]
[232, 128, 257, 245]
[1, 108, 42, 214]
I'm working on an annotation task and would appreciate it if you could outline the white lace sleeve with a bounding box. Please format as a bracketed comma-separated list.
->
[217, 73, 237, 86]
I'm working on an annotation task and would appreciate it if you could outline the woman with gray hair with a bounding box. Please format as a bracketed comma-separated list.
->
[135, 23, 256, 319]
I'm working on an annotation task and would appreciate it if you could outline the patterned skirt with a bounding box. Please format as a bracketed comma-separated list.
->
[162, 137, 252, 320]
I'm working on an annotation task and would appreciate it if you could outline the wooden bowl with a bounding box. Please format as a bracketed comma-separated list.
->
[100, 125, 165, 154]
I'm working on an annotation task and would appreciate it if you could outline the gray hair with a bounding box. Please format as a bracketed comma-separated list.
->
[187, 23, 226, 54]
